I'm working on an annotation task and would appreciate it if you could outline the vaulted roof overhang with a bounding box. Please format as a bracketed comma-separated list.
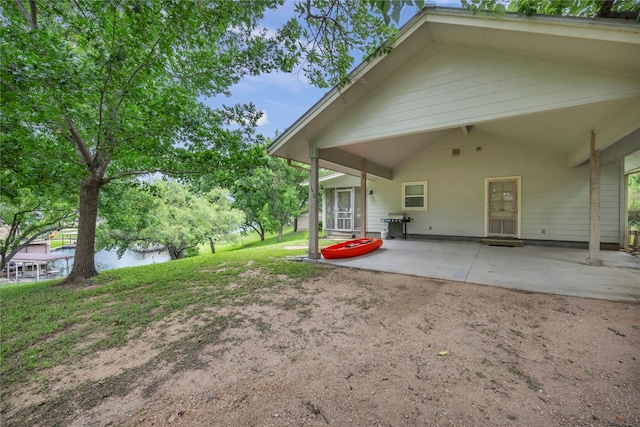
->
[267, 7, 640, 179]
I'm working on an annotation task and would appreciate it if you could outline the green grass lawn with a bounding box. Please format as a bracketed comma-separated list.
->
[0, 230, 324, 411]
[208, 227, 311, 253]
[48, 229, 77, 249]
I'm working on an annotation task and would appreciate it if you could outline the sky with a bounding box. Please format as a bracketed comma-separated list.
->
[203, 1, 462, 141]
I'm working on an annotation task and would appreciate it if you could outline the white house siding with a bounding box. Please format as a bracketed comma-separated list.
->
[365, 130, 621, 243]
[313, 47, 640, 149]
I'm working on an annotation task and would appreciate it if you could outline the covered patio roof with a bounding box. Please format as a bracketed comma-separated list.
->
[7, 252, 74, 282]
[10, 252, 75, 263]
[268, 7, 640, 179]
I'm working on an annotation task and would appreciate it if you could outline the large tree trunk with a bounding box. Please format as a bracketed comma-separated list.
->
[166, 243, 184, 260]
[62, 176, 102, 284]
[278, 225, 283, 242]
[209, 237, 216, 254]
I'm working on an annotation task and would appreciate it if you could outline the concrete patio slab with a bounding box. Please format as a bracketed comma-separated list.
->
[317, 239, 640, 302]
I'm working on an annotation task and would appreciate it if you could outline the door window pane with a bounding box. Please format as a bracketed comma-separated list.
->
[325, 188, 335, 229]
[337, 191, 350, 211]
[503, 220, 515, 234]
[405, 197, 424, 208]
[487, 178, 519, 237]
[405, 185, 424, 196]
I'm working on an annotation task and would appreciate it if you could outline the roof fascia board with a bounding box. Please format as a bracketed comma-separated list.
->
[320, 172, 345, 182]
[425, 10, 640, 44]
[300, 172, 345, 187]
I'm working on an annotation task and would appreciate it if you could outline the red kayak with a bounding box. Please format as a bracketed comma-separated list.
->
[321, 238, 383, 259]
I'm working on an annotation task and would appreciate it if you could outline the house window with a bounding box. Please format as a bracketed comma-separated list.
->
[402, 181, 428, 210]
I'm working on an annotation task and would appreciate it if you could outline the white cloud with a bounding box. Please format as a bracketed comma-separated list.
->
[251, 25, 278, 39]
[257, 110, 269, 127]
[225, 110, 269, 128]
[234, 71, 312, 94]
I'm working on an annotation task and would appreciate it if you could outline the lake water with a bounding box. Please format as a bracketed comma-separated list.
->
[52, 247, 171, 273]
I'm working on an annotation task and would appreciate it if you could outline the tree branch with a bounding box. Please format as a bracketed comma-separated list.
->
[103, 168, 207, 184]
[245, 222, 264, 237]
[72, 0, 88, 20]
[13, 0, 37, 30]
[64, 117, 95, 169]
[28, 0, 37, 28]
[115, 12, 175, 115]
[597, 0, 614, 17]
[96, 6, 118, 151]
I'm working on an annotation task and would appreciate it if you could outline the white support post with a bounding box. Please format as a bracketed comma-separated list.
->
[308, 148, 320, 260]
[586, 130, 603, 266]
[361, 158, 367, 238]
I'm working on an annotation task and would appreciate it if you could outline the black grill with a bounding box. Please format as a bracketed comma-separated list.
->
[380, 212, 411, 240]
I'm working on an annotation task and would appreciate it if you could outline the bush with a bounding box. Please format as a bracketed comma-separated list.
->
[629, 209, 640, 229]
[185, 246, 200, 258]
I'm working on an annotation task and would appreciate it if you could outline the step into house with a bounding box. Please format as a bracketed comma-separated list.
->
[481, 238, 524, 247]
[326, 231, 358, 240]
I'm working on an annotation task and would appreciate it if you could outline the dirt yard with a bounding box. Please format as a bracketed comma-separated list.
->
[6, 266, 640, 426]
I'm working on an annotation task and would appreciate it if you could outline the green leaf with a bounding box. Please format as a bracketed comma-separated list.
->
[382, 0, 392, 15]
[391, 7, 401, 23]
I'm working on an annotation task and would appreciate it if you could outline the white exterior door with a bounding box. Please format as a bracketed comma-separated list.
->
[485, 177, 521, 238]
[336, 189, 353, 231]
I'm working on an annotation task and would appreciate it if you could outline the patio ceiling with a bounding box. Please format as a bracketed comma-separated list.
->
[277, 97, 640, 180]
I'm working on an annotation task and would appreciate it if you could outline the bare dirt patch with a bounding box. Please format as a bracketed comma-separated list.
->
[5, 267, 640, 426]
